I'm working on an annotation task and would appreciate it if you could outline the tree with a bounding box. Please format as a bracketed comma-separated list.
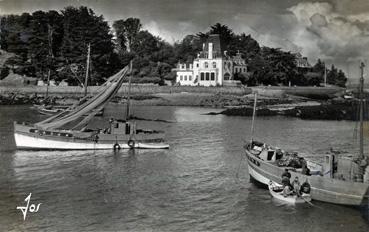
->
[327, 64, 338, 85]
[173, 34, 202, 63]
[313, 59, 325, 74]
[304, 72, 322, 86]
[1, 14, 31, 60]
[113, 18, 142, 53]
[28, 10, 63, 79]
[132, 30, 160, 57]
[61, 6, 116, 84]
[327, 65, 347, 87]
[209, 23, 234, 51]
[228, 33, 260, 58]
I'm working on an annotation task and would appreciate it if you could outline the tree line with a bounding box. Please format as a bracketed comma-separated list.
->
[0, 6, 347, 87]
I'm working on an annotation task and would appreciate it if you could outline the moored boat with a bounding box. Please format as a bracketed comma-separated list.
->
[14, 65, 169, 150]
[245, 63, 369, 206]
[246, 142, 368, 206]
[268, 180, 311, 204]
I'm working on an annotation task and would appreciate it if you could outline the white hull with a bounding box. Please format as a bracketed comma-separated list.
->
[14, 133, 169, 150]
[268, 181, 311, 204]
[248, 163, 270, 185]
[246, 147, 369, 206]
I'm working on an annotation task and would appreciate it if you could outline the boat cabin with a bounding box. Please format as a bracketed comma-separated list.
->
[325, 154, 369, 182]
[249, 141, 283, 162]
[109, 120, 136, 135]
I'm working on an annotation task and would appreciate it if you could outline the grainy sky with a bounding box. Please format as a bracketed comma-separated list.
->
[1, 0, 369, 80]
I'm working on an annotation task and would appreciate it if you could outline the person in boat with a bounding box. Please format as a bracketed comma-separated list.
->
[292, 176, 301, 197]
[281, 169, 292, 191]
[282, 169, 291, 179]
[282, 169, 291, 178]
[300, 179, 311, 195]
[282, 184, 292, 197]
[301, 160, 311, 176]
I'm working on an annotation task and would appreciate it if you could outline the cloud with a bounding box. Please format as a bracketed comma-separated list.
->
[288, 1, 369, 64]
[144, 20, 202, 44]
[232, 13, 302, 53]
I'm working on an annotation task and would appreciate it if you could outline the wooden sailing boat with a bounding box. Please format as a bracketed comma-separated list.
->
[244, 63, 369, 206]
[14, 64, 170, 150]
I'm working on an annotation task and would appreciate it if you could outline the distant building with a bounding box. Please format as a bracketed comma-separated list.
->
[173, 34, 247, 86]
[37, 80, 57, 86]
[295, 53, 313, 72]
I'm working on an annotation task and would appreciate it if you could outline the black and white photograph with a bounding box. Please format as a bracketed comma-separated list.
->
[0, 0, 369, 231]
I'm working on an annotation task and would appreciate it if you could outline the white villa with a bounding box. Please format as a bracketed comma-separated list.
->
[173, 34, 247, 86]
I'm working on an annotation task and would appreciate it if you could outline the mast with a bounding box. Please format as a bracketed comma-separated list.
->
[125, 36, 133, 120]
[84, 43, 91, 97]
[46, 24, 54, 99]
[250, 92, 257, 143]
[324, 62, 327, 87]
[126, 60, 132, 120]
[359, 62, 365, 160]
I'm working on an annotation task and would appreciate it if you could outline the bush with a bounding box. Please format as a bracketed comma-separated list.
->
[0, 66, 10, 80]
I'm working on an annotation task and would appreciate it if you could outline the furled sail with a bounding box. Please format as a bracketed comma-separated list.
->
[35, 65, 130, 130]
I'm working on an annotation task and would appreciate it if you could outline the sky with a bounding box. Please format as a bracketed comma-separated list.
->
[1, 0, 369, 82]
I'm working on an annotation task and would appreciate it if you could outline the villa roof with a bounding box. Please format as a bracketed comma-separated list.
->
[203, 34, 222, 54]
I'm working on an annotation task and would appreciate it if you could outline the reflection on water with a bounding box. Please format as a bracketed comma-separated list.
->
[0, 105, 368, 231]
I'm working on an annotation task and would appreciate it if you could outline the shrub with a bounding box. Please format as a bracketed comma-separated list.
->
[0, 66, 10, 80]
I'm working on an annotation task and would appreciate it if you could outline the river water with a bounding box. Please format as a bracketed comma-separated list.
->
[0, 104, 368, 231]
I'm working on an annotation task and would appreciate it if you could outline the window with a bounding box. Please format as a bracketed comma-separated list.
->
[212, 62, 216, 68]
[196, 63, 199, 68]
[180, 75, 183, 81]
[184, 75, 187, 81]
[224, 73, 230, 80]
[205, 73, 210, 81]
[243, 68, 246, 72]
[204, 62, 208, 68]
[189, 75, 192, 81]
[210, 73, 215, 81]
[200, 73, 205, 81]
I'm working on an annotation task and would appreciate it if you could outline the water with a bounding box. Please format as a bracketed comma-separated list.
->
[0, 104, 368, 231]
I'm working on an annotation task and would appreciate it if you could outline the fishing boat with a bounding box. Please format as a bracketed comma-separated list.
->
[245, 62, 369, 206]
[14, 65, 170, 150]
[268, 180, 311, 204]
[33, 104, 68, 115]
[35, 43, 104, 116]
[34, 104, 103, 116]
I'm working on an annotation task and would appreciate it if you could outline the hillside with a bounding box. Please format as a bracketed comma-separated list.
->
[0, 49, 15, 67]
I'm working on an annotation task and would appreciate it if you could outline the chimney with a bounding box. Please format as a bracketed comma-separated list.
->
[208, 42, 213, 59]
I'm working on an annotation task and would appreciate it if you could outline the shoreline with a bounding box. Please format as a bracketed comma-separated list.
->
[0, 85, 358, 121]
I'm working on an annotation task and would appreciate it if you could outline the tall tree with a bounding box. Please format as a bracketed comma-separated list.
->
[209, 23, 234, 50]
[228, 33, 260, 58]
[60, 6, 115, 84]
[28, 10, 63, 79]
[113, 18, 142, 53]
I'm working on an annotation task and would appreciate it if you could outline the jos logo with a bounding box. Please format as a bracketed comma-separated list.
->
[16, 193, 41, 220]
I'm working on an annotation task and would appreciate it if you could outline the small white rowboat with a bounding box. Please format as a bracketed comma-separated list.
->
[268, 180, 311, 204]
